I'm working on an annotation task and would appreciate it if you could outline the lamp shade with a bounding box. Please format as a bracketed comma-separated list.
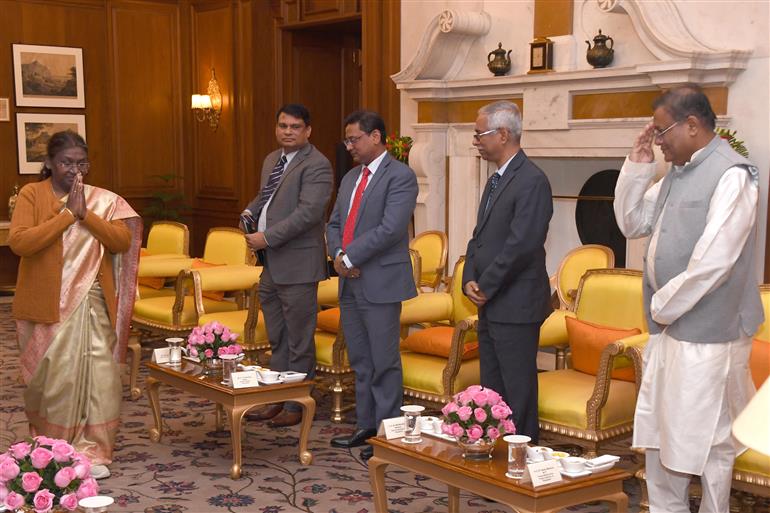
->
[191, 94, 212, 109]
[733, 378, 770, 456]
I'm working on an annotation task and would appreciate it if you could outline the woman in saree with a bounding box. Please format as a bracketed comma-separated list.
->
[9, 131, 142, 480]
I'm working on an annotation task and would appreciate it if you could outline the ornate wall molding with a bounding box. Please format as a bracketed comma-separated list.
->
[391, 10, 491, 83]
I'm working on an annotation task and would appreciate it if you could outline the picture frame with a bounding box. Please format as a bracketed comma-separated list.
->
[16, 113, 86, 174]
[12, 44, 85, 108]
[529, 37, 554, 74]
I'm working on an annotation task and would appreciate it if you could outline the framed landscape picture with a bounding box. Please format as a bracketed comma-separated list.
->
[16, 113, 86, 174]
[12, 44, 85, 108]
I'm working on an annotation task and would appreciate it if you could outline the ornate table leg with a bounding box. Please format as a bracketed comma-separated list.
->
[368, 456, 389, 513]
[295, 395, 316, 465]
[128, 332, 142, 400]
[224, 405, 250, 479]
[146, 376, 163, 442]
[605, 491, 629, 512]
[215, 403, 225, 431]
[447, 485, 460, 513]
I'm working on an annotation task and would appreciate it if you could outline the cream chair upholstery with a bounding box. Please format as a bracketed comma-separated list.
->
[400, 256, 480, 410]
[409, 230, 448, 291]
[537, 268, 646, 457]
[539, 245, 615, 370]
[138, 221, 190, 299]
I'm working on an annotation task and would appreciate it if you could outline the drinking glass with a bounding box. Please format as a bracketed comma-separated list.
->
[166, 337, 185, 366]
[220, 354, 243, 386]
[401, 405, 425, 444]
[503, 434, 531, 479]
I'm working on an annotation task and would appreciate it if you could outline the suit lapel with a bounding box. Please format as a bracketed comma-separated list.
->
[339, 163, 363, 225]
[347, 152, 392, 232]
[273, 144, 312, 192]
[477, 151, 526, 231]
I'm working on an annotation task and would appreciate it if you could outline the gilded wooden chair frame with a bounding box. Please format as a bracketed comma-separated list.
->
[538, 268, 646, 457]
[626, 284, 770, 513]
[147, 220, 190, 256]
[409, 230, 448, 291]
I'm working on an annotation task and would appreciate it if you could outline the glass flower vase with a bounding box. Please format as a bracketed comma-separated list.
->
[202, 357, 223, 377]
[455, 436, 497, 461]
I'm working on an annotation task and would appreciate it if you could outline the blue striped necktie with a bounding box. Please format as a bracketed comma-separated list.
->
[484, 172, 501, 214]
[254, 155, 287, 215]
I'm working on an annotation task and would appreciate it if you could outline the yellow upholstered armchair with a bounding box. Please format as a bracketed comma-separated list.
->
[409, 230, 448, 291]
[137, 221, 190, 299]
[400, 256, 481, 410]
[539, 245, 615, 370]
[537, 268, 646, 457]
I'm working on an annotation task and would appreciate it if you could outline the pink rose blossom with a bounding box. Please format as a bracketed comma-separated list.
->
[76, 477, 99, 499]
[21, 471, 44, 492]
[473, 407, 487, 423]
[472, 391, 489, 407]
[217, 346, 229, 357]
[466, 424, 484, 440]
[486, 426, 500, 440]
[228, 332, 239, 342]
[33, 488, 55, 513]
[9, 442, 32, 459]
[29, 447, 54, 469]
[5, 491, 24, 510]
[0, 458, 20, 481]
[204, 333, 215, 343]
[491, 404, 509, 420]
[0, 483, 8, 502]
[33, 436, 57, 446]
[189, 347, 198, 357]
[54, 466, 77, 488]
[441, 402, 458, 416]
[59, 492, 79, 511]
[210, 321, 223, 334]
[466, 385, 483, 394]
[51, 441, 75, 463]
[73, 455, 91, 480]
[501, 419, 516, 434]
[204, 348, 214, 358]
[485, 389, 502, 404]
[456, 406, 473, 422]
[221, 327, 232, 340]
[229, 344, 242, 354]
[449, 423, 464, 437]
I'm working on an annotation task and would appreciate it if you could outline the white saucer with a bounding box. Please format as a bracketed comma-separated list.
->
[587, 462, 616, 474]
[560, 468, 592, 478]
[259, 379, 283, 385]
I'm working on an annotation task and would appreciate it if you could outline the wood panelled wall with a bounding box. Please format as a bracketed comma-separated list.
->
[0, 0, 400, 260]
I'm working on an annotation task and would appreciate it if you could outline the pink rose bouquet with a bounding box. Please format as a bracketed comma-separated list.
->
[0, 436, 98, 512]
[187, 321, 242, 364]
[440, 385, 516, 444]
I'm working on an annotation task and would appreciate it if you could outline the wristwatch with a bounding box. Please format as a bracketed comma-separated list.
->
[338, 252, 350, 270]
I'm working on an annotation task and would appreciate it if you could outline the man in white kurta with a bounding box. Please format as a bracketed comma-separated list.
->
[613, 85, 761, 513]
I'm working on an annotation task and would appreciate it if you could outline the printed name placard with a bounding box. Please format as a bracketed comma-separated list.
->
[231, 371, 259, 388]
[152, 347, 171, 364]
[379, 417, 406, 440]
[520, 460, 563, 487]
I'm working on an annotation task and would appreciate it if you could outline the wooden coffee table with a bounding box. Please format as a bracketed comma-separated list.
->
[368, 435, 630, 513]
[145, 361, 315, 479]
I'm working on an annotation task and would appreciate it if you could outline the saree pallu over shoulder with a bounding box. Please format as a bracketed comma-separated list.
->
[17, 184, 141, 383]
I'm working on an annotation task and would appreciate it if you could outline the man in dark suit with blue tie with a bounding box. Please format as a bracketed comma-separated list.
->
[463, 100, 553, 442]
[326, 110, 418, 461]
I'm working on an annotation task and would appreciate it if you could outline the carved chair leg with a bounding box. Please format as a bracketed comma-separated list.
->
[555, 345, 567, 370]
[636, 466, 650, 513]
[330, 376, 345, 424]
[127, 332, 142, 400]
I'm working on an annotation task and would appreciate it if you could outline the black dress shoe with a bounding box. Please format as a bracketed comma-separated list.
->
[330, 428, 377, 449]
[360, 445, 373, 461]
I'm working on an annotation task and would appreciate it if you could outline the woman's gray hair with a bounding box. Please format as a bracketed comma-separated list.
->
[479, 101, 522, 140]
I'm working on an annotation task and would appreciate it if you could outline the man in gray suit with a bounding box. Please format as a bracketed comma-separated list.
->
[241, 104, 332, 427]
[463, 100, 553, 442]
[326, 110, 418, 460]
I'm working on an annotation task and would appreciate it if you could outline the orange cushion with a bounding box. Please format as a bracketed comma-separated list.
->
[566, 317, 640, 382]
[191, 259, 225, 301]
[140, 248, 150, 256]
[138, 276, 165, 289]
[401, 327, 479, 360]
[751, 338, 770, 389]
[317, 308, 340, 333]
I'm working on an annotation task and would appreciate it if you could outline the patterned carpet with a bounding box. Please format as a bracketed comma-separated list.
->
[0, 301, 647, 513]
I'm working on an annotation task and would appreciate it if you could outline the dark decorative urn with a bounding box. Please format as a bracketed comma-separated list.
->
[487, 43, 512, 76]
[586, 29, 614, 68]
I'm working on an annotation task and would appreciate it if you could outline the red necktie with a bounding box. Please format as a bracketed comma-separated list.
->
[342, 167, 371, 250]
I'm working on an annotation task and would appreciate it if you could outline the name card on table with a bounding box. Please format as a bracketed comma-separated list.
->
[231, 370, 259, 389]
[152, 347, 170, 364]
[519, 460, 563, 487]
[379, 417, 406, 440]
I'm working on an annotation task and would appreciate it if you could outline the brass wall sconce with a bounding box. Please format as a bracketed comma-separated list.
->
[191, 67, 222, 131]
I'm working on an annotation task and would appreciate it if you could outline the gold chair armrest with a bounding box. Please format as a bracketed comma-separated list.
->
[171, 270, 192, 325]
[441, 315, 479, 396]
[585, 339, 626, 432]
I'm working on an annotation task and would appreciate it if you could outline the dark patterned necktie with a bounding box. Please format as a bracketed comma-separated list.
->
[254, 155, 288, 216]
[484, 172, 501, 214]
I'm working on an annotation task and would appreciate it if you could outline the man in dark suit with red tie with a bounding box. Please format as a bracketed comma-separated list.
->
[326, 110, 418, 461]
[463, 100, 553, 442]
[240, 104, 332, 427]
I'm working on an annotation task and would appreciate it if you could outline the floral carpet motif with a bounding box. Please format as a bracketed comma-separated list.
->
[0, 302, 650, 513]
